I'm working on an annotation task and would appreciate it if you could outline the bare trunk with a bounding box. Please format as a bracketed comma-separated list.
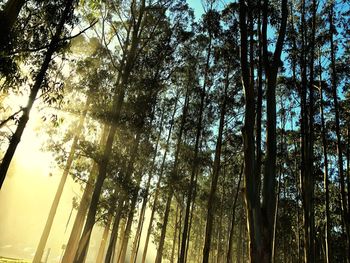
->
[155, 189, 174, 263]
[95, 214, 113, 263]
[33, 96, 90, 263]
[141, 86, 189, 263]
[227, 165, 243, 263]
[329, 3, 350, 259]
[104, 198, 125, 263]
[171, 204, 180, 263]
[62, 124, 109, 263]
[129, 109, 165, 263]
[180, 32, 212, 263]
[202, 66, 228, 263]
[318, 48, 330, 263]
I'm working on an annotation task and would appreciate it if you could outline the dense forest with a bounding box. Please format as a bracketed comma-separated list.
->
[0, 0, 350, 262]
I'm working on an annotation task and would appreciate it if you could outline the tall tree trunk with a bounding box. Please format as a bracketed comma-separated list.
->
[142, 86, 189, 263]
[117, 195, 137, 263]
[261, 0, 287, 260]
[104, 197, 125, 263]
[95, 214, 113, 263]
[171, 204, 180, 263]
[202, 66, 229, 263]
[308, 1, 317, 261]
[0, 0, 74, 189]
[179, 31, 212, 263]
[329, 2, 350, 259]
[73, 3, 146, 262]
[129, 110, 164, 263]
[318, 47, 330, 263]
[155, 86, 190, 263]
[155, 189, 174, 263]
[33, 96, 90, 263]
[239, 0, 287, 262]
[239, 1, 259, 261]
[227, 165, 243, 263]
[62, 124, 109, 263]
[62, 165, 96, 263]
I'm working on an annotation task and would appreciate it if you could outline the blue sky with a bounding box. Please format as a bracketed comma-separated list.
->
[187, 0, 205, 19]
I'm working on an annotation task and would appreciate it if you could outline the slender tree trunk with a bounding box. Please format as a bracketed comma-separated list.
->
[62, 124, 109, 263]
[318, 47, 330, 263]
[239, 0, 287, 261]
[142, 87, 189, 263]
[180, 31, 212, 263]
[155, 189, 174, 263]
[118, 193, 138, 263]
[256, 1, 263, 188]
[129, 111, 164, 263]
[96, 214, 113, 263]
[73, 3, 146, 261]
[202, 66, 228, 263]
[73, 1, 149, 260]
[171, 204, 180, 263]
[32, 96, 90, 263]
[104, 198, 125, 263]
[0, 0, 74, 189]
[155, 88, 190, 263]
[329, 3, 350, 259]
[227, 165, 243, 263]
[308, 2, 317, 261]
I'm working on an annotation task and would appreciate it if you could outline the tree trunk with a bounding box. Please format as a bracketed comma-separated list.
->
[62, 124, 109, 263]
[171, 204, 180, 263]
[117, 195, 137, 263]
[141, 86, 189, 263]
[32, 95, 90, 263]
[95, 214, 113, 263]
[180, 31, 212, 263]
[318, 47, 330, 263]
[239, 0, 287, 261]
[227, 165, 243, 263]
[329, 2, 350, 259]
[104, 198, 125, 263]
[0, 0, 74, 189]
[73, 3, 146, 261]
[202, 66, 228, 263]
[155, 189, 174, 263]
[129, 110, 165, 263]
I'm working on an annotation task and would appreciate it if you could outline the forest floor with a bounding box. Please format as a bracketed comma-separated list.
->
[0, 256, 30, 263]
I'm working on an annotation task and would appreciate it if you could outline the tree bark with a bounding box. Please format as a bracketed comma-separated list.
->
[155, 189, 174, 263]
[73, 3, 146, 262]
[104, 197, 125, 263]
[318, 47, 330, 263]
[142, 86, 189, 263]
[129, 109, 165, 263]
[62, 124, 109, 263]
[227, 165, 243, 263]
[239, 0, 287, 261]
[202, 65, 229, 263]
[180, 30, 212, 263]
[32, 95, 90, 263]
[95, 213, 113, 263]
[171, 204, 180, 263]
[329, 2, 350, 259]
